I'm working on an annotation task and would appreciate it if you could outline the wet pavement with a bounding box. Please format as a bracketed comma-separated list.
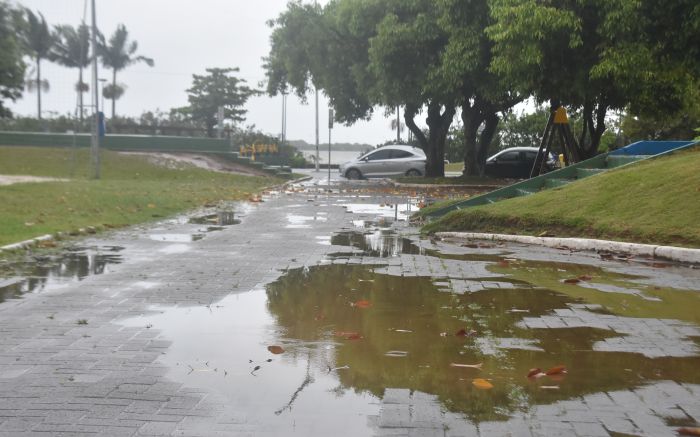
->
[0, 170, 699, 436]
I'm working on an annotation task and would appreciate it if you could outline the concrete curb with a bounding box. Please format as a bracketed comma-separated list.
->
[0, 234, 54, 252]
[391, 181, 505, 190]
[436, 232, 700, 265]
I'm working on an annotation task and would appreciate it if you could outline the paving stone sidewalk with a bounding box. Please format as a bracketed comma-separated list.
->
[0, 174, 698, 436]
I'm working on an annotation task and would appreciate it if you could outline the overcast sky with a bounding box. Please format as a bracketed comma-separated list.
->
[10, 0, 405, 145]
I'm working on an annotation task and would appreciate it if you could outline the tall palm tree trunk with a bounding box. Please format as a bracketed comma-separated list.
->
[111, 68, 116, 118]
[36, 57, 42, 120]
[78, 67, 84, 123]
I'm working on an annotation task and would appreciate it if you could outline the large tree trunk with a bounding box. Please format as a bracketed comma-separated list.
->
[578, 100, 607, 159]
[78, 67, 84, 123]
[462, 99, 499, 177]
[111, 69, 117, 118]
[404, 102, 456, 177]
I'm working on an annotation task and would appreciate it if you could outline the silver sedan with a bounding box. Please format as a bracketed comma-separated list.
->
[339, 145, 426, 179]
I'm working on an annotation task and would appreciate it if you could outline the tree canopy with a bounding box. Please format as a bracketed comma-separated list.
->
[265, 0, 699, 179]
[100, 24, 153, 117]
[177, 67, 258, 138]
[0, 1, 25, 118]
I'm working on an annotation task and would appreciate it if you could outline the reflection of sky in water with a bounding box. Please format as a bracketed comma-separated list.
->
[339, 202, 418, 221]
[120, 290, 379, 436]
[286, 214, 328, 229]
[0, 247, 123, 302]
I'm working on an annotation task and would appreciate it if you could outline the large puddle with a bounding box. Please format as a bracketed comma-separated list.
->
[122, 229, 700, 433]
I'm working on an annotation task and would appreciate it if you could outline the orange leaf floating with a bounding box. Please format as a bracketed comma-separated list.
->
[267, 345, 285, 355]
[353, 300, 371, 309]
[545, 365, 567, 375]
[335, 331, 362, 340]
[527, 368, 543, 378]
[563, 278, 581, 284]
[472, 378, 494, 390]
[679, 428, 700, 436]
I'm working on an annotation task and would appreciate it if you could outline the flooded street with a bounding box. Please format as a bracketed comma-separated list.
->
[0, 172, 699, 436]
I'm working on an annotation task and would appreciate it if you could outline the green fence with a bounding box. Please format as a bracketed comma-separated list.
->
[0, 131, 232, 153]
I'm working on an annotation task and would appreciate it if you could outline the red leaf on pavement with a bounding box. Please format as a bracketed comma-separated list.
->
[346, 333, 362, 340]
[353, 300, 371, 309]
[563, 278, 581, 284]
[678, 428, 700, 436]
[545, 365, 567, 375]
[267, 345, 285, 355]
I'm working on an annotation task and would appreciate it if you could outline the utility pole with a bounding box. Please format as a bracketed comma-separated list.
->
[90, 0, 100, 179]
[328, 108, 333, 187]
[396, 106, 400, 143]
[315, 88, 319, 172]
[281, 92, 287, 148]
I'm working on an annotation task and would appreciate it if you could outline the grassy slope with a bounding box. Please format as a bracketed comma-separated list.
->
[424, 146, 700, 248]
[0, 147, 281, 246]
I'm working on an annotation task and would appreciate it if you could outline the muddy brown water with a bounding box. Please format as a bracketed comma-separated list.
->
[119, 228, 700, 432]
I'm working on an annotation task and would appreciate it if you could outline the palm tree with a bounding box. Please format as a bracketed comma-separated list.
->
[52, 23, 92, 122]
[99, 24, 153, 118]
[22, 9, 55, 120]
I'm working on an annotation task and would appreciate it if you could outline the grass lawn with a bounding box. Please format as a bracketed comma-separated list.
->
[423, 146, 700, 248]
[0, 146, 282, 246]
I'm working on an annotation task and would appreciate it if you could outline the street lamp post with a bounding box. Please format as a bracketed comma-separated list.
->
[98, 78, 107, 112]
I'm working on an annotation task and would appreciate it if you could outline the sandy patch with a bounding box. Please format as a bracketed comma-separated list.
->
[120, 152, 269, 177]
[0, 175, 68, 186]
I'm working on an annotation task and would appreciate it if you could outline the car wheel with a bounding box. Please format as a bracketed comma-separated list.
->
[345, 168, 362, 180]
[405, 169, 422, 177]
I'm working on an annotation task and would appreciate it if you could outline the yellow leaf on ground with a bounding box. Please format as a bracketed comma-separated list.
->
[472, 378, 494, 390]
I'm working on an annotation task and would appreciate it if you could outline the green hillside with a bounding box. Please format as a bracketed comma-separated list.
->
[0, 147, 280, 247]
[423, 146, 700, 248]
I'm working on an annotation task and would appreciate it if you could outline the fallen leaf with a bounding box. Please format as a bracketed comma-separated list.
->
[527, 368, 543, 378]
[455, 329, 477, 337]
[450, 363, 483, 369]
[540, 385, 560, 390]
[678, 428, 700, 436]
[563, 278, 581, 284]
[353, 300, 371, 309]
[472, 378, 494, 390]
[497, 260, 510, 267]
[335, 331, 362, 340]
[147, 203, 156, 209]
[545, 365, 567, 375]
[577, 275, 593, 281]
[267, 345, 285, 354]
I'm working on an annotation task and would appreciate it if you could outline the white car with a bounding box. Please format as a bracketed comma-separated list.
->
[339, 145, 426, 179]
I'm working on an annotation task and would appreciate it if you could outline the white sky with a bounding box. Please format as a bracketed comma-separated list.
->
[9, 0, 405, 145]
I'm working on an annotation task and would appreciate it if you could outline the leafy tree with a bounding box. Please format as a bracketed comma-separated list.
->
[367, 0, 457, 177]
[621, 80, 700, 142]
[436, 0, 522, 176]
[487, 0, 699, 159]
[99, 24, 153, 118]
[21, 9, 55, 120]
[0, 1, 25, 118]
[177, 68, 258, 138]
[52, 23, 92, 122]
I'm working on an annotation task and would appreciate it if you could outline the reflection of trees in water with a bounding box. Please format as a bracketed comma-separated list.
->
[330, 231, 423, 258]
[265, 264, 700, 423]
[0, 248, 122, 302]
